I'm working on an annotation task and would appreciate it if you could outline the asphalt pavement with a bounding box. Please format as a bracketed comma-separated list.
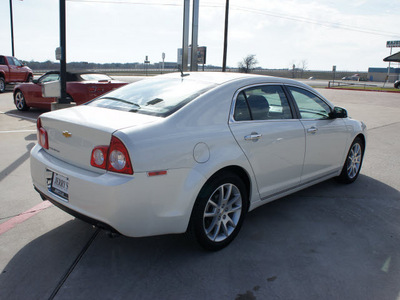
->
[0, 84, 399, 300]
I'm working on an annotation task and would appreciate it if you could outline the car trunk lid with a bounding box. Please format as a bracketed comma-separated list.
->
[39, 106, 160, 173]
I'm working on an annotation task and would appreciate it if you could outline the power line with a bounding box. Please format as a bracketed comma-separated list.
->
[65, 0, 399, 38]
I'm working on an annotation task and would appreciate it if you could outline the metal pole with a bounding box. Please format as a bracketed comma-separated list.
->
[59, 0, 68, 103]
[9, 0, 15, 56]
[182, 0, 190, 72]
[190, 0, 199, 71]
[222, 0, 229, 72]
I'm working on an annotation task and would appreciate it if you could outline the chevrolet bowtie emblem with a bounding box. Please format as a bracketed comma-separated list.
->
[62, 131, 72, 138]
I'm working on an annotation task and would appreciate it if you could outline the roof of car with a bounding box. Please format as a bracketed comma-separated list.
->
[158, 71, 313, 89]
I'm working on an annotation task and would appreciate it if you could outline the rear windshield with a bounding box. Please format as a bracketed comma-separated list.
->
[87, 77, 217, 117]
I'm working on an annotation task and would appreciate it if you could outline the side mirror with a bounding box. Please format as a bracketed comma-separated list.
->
[330, 106, 348, 119]
[32, 79, 39, 84]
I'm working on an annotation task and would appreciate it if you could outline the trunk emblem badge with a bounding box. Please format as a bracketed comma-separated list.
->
[62, 131, 72, 138]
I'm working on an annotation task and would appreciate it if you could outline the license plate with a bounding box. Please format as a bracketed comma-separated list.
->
[51, 172, 69, 200]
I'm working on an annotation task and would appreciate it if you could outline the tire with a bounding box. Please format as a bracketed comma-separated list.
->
[188, 172, 248, 251]
[395, 81, 400, 89]
[14, 90, 30, 111]
[337, 137, 364, 184]
[0, 77, 5, 93]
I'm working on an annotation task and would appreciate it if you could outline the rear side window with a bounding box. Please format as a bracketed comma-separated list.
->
[287, 86, 331, 120]
[80, 74, 112, 81]
[234, 85, 293, 121]
[7, 57, 15, 66]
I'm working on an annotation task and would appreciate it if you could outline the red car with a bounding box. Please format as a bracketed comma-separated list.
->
[13, 71, 127, 111]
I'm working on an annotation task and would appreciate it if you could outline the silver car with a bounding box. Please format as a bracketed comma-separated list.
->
[31, 72, 366, 250]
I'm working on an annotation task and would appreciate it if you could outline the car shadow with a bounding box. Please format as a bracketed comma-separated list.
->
[1, 175, 400, 300]
[5, 108, 48, 122]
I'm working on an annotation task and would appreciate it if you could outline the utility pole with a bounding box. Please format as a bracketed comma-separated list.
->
[190, 0, 199, 71]
[9, 0, 15, 56]
[181, 0, 190, 71]
[222, 0, 229, 72]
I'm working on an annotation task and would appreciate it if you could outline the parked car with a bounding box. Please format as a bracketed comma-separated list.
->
[395, 80, 400, 89]
[342, 74, 360, 81]
[31, 72, 367, 250]
[0, 55, 33, 93]
[13, 71, 127, 111]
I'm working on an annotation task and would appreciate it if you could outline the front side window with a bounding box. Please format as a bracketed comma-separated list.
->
[288, 86, 331, 120]
[234, 85, 292, 121]
[39, 74, 60, 84]
[13, 58, 22, 67]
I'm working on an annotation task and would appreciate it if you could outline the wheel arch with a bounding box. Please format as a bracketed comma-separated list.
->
[13, 88, 25, 102]
[26, 72, 33, 81]
[13, 88, 22, 97]
[355, 133, 366, 150]
[197, 165, 252, 211]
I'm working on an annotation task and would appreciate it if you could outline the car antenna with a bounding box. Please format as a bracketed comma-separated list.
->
[178, 66, 190, 78]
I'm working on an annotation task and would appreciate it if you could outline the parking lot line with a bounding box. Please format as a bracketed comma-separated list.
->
[0, 130, 36, 134]
[0, 201, 53, 236]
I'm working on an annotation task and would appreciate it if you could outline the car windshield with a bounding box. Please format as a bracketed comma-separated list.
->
[80, 74, 112, 81]
[87, 77, 217, 117]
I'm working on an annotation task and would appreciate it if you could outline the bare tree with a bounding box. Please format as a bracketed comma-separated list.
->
[238, 54, 258, 73]
[299, 59, 308, 78]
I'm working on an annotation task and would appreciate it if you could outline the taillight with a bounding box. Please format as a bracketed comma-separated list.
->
[36, 118, 49, 149]
[90, 146, 108, 169]
[90, 136, 133, 175]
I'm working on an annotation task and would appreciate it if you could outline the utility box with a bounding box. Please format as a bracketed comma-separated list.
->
[42, 80, 61, 98]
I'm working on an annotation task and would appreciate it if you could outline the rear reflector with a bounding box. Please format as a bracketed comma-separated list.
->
[148, 171, 167, 177]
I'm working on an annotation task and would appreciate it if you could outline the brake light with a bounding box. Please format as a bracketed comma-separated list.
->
[36, 118, 49, 149]
[91, 136, 133, 175]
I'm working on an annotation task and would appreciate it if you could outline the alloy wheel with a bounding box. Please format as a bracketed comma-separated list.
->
[347, 143, 362, 179]
[203, 183, 242, 242]
[15, 92, 25, 110]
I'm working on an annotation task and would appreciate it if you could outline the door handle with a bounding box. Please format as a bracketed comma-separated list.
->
[307, 126, 318, 134]
[244, 133, 262, 141]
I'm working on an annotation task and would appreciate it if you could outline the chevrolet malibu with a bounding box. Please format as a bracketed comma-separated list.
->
[31, 72, 366, 250]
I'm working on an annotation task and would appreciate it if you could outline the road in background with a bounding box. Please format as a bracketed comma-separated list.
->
[0, 87, 399, 300]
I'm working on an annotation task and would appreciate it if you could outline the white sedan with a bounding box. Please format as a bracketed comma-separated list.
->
[31, 72, 366, 250]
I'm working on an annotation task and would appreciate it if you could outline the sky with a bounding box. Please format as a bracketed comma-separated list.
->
[0, 0, 399, 71]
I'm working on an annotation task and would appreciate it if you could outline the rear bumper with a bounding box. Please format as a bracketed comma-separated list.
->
[35, 186, 120, 235]
[30, 144, 198, 237]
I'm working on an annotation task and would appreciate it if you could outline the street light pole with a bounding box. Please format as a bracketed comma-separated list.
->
[9, 0, 15, 56]
[222, 0, 229, 72]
